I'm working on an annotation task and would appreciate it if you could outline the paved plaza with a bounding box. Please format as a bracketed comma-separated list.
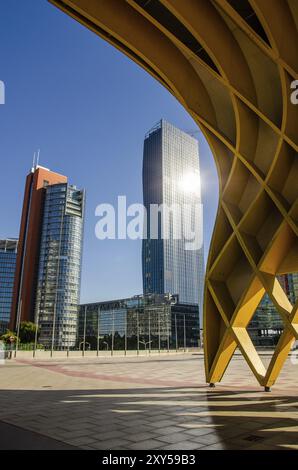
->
[0, 352, 297, 450]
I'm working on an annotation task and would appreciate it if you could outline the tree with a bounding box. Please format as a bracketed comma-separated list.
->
[0, 330, 18, 345]
[19, 322, 39, 344]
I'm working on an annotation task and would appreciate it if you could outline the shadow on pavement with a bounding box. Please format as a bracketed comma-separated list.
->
[0, 386, 296, 450]
[0, 420, 76, 450]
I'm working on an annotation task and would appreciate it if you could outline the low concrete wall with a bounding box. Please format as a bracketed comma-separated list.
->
[10, 348, 201, 360]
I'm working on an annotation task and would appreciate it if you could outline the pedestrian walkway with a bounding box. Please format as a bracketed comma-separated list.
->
[0, 353, 297, 450]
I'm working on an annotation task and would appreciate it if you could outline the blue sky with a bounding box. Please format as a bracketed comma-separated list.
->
[0, 0, 218, 303]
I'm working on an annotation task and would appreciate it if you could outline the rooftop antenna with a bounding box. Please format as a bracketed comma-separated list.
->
[36, 149, 40, 167]
[32, 152, 36, 172]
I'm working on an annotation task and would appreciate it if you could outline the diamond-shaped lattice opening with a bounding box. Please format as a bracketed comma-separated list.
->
[248, 292, 284, 349]
[209, 237, 254, 320]
[239, 191, 283, 266]
[245, 275, 298, 376]
[223, 159, 261, 225]
[247, 274, 298, 366]
[232, 276, 265, 328]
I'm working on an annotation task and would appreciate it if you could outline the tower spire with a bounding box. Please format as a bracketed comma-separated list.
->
[32, 152, 36, 172]
[36, 149, 40, 167]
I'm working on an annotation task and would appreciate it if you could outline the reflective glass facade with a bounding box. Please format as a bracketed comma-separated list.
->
[0, 239, 18, 333]
[79, 294, 200, 350]
[35, 183, 85, 348]
[142, 120, 204, 321]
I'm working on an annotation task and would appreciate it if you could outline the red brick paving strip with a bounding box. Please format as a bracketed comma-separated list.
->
[15, 359, 297, 395]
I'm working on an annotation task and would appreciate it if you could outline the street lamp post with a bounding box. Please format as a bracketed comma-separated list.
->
[125, 312, 127, 356]
[184, 314, 186, 352]
[158, 310, 161, 353]
[148, 311, 151, 354]
[175, 313, 178, 352]
[14, 299, 22, 358]
[166, 305, 170, 352]
[137, 310, 140, 356]
[82, 305, 87, 357]
[111, 310, 115, 356]
[139, 339, 152, 352]
[97, 306, 100, 357]
[33, 305, 39, 359]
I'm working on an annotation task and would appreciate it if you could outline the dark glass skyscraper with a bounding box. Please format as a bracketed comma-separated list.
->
[142, 120, 204, 319]
[35, 182, 85, 348]
[0, 239, 18, 333]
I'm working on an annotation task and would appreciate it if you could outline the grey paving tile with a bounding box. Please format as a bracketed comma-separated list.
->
[125, 432, 161, 443]
[156, 432, 191, 444]
[97, 430, 127, 441]
[128, 439, 166, 450]
[65, 436, 99, 447]
[201, 442, 228, 450]
[161, 440, 200, 450]
[90, 438, 132, 450]
[184, 427, 216, 437]
[190, 432, 222, 445]
[154, 425, 185, 435]
[149, 420, 175, 428]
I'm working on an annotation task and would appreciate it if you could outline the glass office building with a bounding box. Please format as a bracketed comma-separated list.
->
[35, 183, 85, 348]
[142, 120, 204, 323]
[0, 239, 18, 333]
[79, 293, 200, 351]
[11, 166, 68, 328]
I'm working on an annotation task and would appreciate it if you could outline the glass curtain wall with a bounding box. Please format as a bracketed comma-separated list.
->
[35, 183, 85, 348]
